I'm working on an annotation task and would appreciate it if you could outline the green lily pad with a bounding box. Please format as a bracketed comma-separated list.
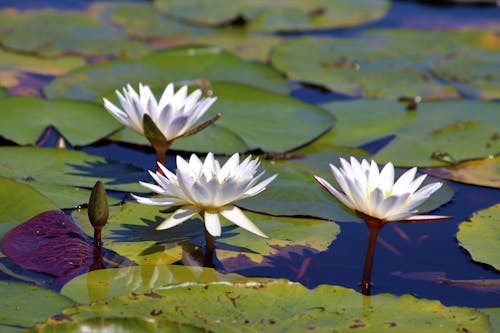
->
[0, 7, 152, 58]
[61, 265, 263, 304]
[110, 82, 335, 154]
[0, 49, 85, 90]
[271, 29, 499, 100]
[0, 281, 74, 328]
[44, 45, 289, 101]
[479, 308, 500, 333]
[0, 87, 7, 98]
[33, 317, 208, 333]
[457, 203, 500, 270]
[155, 0, 390, 32]
[239, 153, 454, 222]
[0, 97, 120, 146]
[374, 100, 500, 166]
[0, 177, 57, 224]
[423, 156, 500, 188]
[71, 203, 339, 268]
[37, 280, 492, 332]
[316, 100, 416, 147]
[0, 147, 148, 195]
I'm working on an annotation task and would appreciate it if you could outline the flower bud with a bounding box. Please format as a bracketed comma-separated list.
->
[88, 181, 109, 228]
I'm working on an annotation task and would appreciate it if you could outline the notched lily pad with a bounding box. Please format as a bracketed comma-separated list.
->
[155, 0, 390, 32]
[374, 100, 500, 166]
[0, 97, 121, 146]
[0, 7, 152, 58]
[44, 45, 289, 101]
[457, 203, 500, 270]
[37, 280, 493, 332]
[271, 29, 499, 100]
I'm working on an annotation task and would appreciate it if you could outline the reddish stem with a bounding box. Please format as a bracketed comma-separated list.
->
[360, 215, 385, 295]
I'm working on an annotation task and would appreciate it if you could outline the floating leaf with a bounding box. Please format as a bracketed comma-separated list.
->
[38, 280, 492, 332]
[424, 156, 500, 188]
[44, 45, 289, 101]
[0, 97, 120, 146]
[316, 100, 416, 147]
[0, 49, 85, 91]
[0, 87, 7, 98]
[155, 0, 390, 32]
[0, 7, 152, 58]
[61, 265, 262, 304]
[457, 203, 500, 270]
[0, 147, 149, 197]
[71, 203, 339, 269]
[0, 177, 57, 224]
[34, 317, 208, 333]
[374, 100, 500, 166]
[0, 281, 74, 329]
[271, 30, 499, 100]
[239, 153, 454, 222]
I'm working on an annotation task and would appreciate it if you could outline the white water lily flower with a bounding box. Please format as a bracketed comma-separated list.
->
[314, 157, 446, 222]
[103, 82, 217, 141]
[132, 153, 277, 238]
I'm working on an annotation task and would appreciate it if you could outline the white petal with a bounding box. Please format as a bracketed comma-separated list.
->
[220, 206, 268, 238]
[399, 215, 452, 222]
[138, 180, 167, 195]
[158, 83, 174, 110]
[314, 175, 354, 209]
[156, 206, 199, 230]
[367, 160, 380, 193]
[204, 211, 221, 237]
[243, 174, 277, 197]
[378, 162, 395, 193]
[131, 194, 182, 206]
[393, 167, 417, 194]
[218, 153, 240, 181]
[407, 174, 427, 195]
[368, 188, 384, 218]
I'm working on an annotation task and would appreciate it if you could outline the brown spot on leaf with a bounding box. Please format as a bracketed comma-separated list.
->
[349, 319, 366, 329]
[145, 292, 163, 299]
[150, 309, 163, 316]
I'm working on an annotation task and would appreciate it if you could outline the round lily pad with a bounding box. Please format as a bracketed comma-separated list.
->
[270, 29, 499, 100]
[44, 45, 289, 101]
[37, 280, 493, 332]
[424, 156, 500, 188]
[0, 7, 152, 58]
[373, 100, 500, 166]
[0, 97, 120, 146]
[155, 0, 390, 32]
[457, 203, 500, 270]
[71, 203, 340, 269]
[0, 281, 74, 329]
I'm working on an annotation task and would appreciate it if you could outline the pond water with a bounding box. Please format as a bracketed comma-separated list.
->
[0, 0, 499, 330]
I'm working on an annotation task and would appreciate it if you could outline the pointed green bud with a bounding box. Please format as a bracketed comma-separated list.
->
[88, 181, 109, 228]
[143, 114, 168, 149]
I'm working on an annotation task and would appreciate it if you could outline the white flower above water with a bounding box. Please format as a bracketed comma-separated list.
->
[132, 153, 277, 238]
[314, 157, 447, 222]
[103, 82, 217, 141]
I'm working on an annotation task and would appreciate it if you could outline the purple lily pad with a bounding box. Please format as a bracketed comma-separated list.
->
[2, 210, 134, 281]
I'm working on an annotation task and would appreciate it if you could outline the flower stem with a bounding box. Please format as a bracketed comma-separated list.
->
[361, 216, 385, 295]
[93, 226, 103, 248]
[203, 225, 215, 268]
[154, 142, 171, 175]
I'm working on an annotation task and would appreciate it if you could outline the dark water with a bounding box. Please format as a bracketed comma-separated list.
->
[0, 0, 499, 308]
